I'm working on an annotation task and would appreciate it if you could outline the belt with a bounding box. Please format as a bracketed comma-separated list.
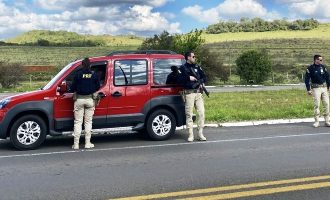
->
[77, 94, 93, 99]
[311, 83, 327, 88]
[184, 89, 201, 94]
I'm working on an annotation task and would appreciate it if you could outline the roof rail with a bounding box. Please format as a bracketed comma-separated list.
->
[107, 50, 178, 56]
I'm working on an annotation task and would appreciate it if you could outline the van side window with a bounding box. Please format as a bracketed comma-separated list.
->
[153, 59, 184, 85]
[65, 61, 107, 92]
[91, 62, 107, 87]
[114, 60, 147, 86]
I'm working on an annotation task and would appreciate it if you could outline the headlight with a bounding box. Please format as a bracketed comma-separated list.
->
[0, 98, 10, 109]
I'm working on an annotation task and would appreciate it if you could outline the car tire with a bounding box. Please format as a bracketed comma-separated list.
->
[10, 115, 47, 150]
[146, 109, 176, 140]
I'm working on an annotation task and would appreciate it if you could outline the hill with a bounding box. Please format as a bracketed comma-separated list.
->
[6, 30, 144, 47]
[5, 23, 330, 46]
[2, 25, 330, 84]
[202, 23, 330, 43]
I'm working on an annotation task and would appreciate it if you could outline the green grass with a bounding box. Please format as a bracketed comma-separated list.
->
[206, 38, 330, 66]
[204, 89, 313, 122]
[0, 81, 48, 93]
[0, 45, 138, 67]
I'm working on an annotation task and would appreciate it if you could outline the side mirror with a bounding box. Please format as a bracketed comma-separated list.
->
[57, 81, 68, 93]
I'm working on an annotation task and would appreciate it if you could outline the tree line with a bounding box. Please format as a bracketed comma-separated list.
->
[206, 18, 319, 34]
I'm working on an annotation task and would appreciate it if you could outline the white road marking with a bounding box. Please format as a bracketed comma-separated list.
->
[1, 132, 330, 159]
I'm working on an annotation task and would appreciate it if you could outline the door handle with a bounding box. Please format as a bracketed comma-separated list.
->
[112, 91, 122, 97]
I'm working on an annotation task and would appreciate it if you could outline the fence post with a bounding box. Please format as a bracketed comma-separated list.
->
[30, 75, 32, 89]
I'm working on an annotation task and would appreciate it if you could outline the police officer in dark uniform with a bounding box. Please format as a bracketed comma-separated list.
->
[177, 51, 207, 142]
[305, 54, 330, 127]
[166, 65, 180, 84]
[71, 58, 100, 149]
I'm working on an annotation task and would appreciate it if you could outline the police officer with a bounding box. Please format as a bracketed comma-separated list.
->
[166, 65, 180, 84]
[178, 51, 207, 142]
[71, 58, 100, 149]
[305, 54, 330, 127]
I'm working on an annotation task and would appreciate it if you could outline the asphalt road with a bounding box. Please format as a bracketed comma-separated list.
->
[0, 123, 330, 200]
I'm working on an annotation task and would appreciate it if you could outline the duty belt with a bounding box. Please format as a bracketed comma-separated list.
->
[311, 83, 327, 88]
[184, 89, 201, 94]
[77, 94, 93, 99]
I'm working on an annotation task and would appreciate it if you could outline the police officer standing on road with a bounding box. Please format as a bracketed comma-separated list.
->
[178, 51, 207, 142]
[71, 58, 100, 149]
[305, 54, 330, 127]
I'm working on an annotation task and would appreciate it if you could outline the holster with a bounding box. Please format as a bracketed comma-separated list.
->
[92, 92, 101, 106]
[72, 92, 78, 101]
[179, 91, 186, 103]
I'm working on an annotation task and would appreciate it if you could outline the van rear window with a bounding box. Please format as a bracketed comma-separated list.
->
[153, 59, 184, 85]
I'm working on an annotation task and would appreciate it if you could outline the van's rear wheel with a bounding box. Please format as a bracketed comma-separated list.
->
[146, 109, 176, 140]
[10, 115, 47, 150]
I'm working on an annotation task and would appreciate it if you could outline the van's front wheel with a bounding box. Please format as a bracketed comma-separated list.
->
[146, 109, 176, 140]
[10, 115, 47, 150]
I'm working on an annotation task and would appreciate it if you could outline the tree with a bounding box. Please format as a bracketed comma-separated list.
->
[138, 31, 174, 50]
[197, 46, 228, 83]
[173, 29, 204, 55]
[37, 39, 50, 46]
[138, 29, 204, 55]
[0, 62, 23, 88]
[235, 50, 272, 84]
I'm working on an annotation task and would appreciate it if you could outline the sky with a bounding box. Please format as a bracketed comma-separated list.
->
[0, 0, 329, 40]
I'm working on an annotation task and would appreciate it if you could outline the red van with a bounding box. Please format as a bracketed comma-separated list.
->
[0, 50, 186, 150]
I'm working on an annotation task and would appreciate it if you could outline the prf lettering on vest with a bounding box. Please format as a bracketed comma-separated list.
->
[82, 74, 92, 78]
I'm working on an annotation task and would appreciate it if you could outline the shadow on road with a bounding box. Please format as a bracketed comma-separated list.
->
[0, 130, 187, 152]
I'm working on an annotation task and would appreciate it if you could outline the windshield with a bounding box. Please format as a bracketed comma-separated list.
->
[42, 62, 75, 90]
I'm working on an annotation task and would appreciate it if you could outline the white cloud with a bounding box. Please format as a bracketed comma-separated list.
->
[218, 0, 267, 18]
[287, 0, 330, 19]
[33, 0, 172, 10]
[0, 1, 180, 40]
[182, 5, 219, 24]
[118, 5, 180, 33]
[182, 0, 268, 23]
[275, 0, 307, 3]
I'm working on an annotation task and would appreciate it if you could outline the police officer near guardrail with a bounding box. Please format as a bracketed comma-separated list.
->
[178, 51, 208, 142]
[71, 58, 100, 149]
[305, 54, 330, 128]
